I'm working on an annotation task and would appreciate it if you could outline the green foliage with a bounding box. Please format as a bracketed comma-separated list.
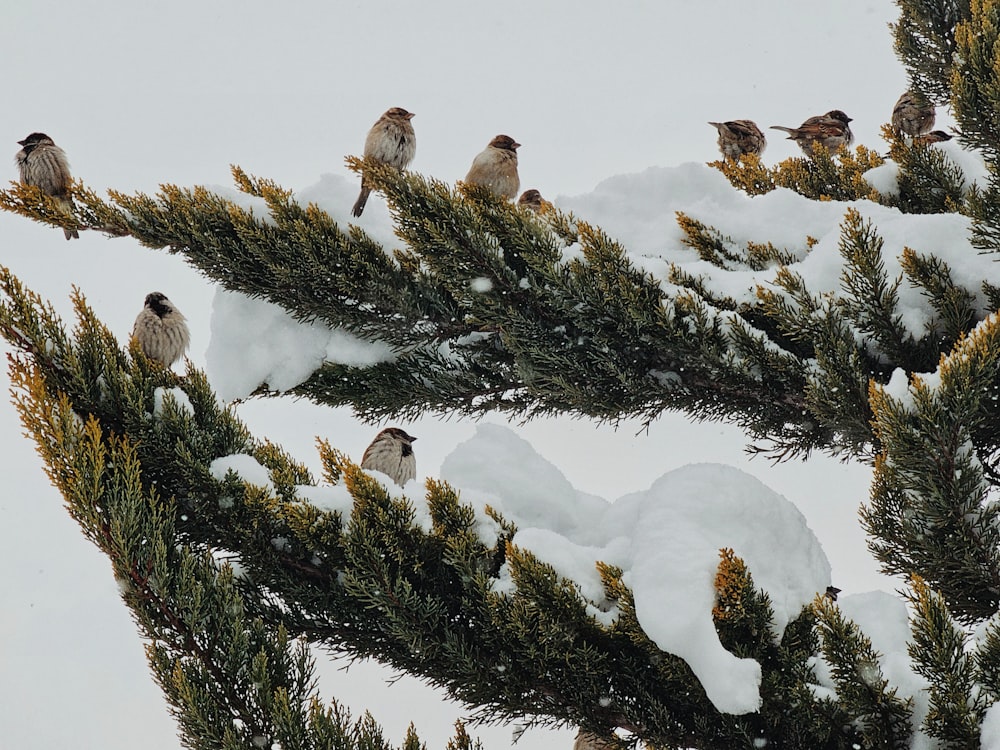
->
[881, 124, 968, 214]
[4, 3, 1000, 747]
[863, 318, 1000, 622]
[892, 0, 970, 104]
[710, 145, 885, 202]
[0, 269, 922, 749]
[906, 577, 989, 746]
[814, 598, 913, 749]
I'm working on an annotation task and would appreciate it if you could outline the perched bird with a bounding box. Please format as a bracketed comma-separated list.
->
[131, 292, 190, 367]
[707, 119, 766, 159]
[361, 427, 417, 487]
[517, 188, 550, 213]
[465, 134, 520, 199]
[770, 110, 854, 158]
[912, 129, 953, 146]
[891, 91, 935, 137]
[15, 132, 79, 240]
[351, 107, 416, 217]
[573, 730, 616, 750]
[825, 585, 842, 602]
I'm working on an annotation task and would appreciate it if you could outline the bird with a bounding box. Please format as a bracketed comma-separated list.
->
[891, 91, 935, 138]
[770, 110, 854, 158]
[360, 427, 417, 487]
[517, 188, 551, 213]
[825, 585, 842, 602]
[351, 107, 416, 217]
[464, 134, 520, 199]
[912, 129, 953, 146]
[131, 292, 190, 367]
[573, 730, 617, 750]
[15, 132, 79, 240]
[707, 119, 766, 159]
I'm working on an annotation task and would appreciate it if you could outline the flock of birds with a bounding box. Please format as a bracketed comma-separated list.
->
[14, 103, 899, 750]
[8, 90, 952, 489]
[12, 128, 422, 486]
[708, 90, 950, 159]
[349, 106, 548, 216]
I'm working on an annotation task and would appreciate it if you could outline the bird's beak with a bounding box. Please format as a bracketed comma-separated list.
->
[16, 139, 27, 146]
[406, 112, 415, 120]
[513, 142, 521, 150]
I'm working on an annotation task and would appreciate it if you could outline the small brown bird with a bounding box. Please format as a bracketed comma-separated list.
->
[15, 132, 79, 240]
[465, 135, 520, 199]
[708, 119, 766, 159]
[891, 91, 935, 137]
[360, 427, 417, 487]
[517, 189, 550, 213]
[825, 585, 842, 602]
[770, 110, 854, 158]
[573, 730, 616, 750]
[131, 292, 190, 367]
[351, 107, 416, 217]
[912, 129, 953, 146]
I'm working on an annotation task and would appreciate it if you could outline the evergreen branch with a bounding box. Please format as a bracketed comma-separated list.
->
[892, 0, 970, 105]
[906, 576, 989, 746]
[814, 598, 914, 749]
[0, 271, 900, 749]
[865, 321, 1000, 621]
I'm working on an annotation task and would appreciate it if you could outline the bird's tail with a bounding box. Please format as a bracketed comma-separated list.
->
[55, 196, 80, 240]
[351, 186, 371, 217]
[769, 126, 797, 136]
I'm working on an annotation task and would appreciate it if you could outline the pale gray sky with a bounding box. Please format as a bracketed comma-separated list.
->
[0, 1, 907, 748]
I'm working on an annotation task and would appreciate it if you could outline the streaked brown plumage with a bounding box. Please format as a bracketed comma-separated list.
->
[131, 292, 190, 367]
[15, 132, 79, 239]
[891, 91, 935, 137]
[518, 188, 551, 213]
[351, 107, 416, 217]
[912, 129, 953, 146]
[573, 730, 616, 750]
[361, 427, 417, 487]
[770, 110, 854, 158]
[708, 119, 766, 159]
[465, 134, 520, 199]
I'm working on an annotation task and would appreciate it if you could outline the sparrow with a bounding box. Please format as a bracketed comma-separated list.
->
[707, 119, 766, 159]
[351, 107, 416, 217]
[360, 427, 417, 487]
[573, 730, 616, 750]
[912, 129, 953, 146]
[131, 292, 190, 367]
[891, 91, 935, 137]
[517, 189, 550, 213]
[464, 134, 520, 199]
[770, 110, 854, 158]
[825, 586, 842, 602]
[15, 132, 79, 239]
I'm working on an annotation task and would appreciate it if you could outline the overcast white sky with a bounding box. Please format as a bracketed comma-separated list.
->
[0, 1, 911, 748]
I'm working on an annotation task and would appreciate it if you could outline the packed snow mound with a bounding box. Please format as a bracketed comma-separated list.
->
[206, 158, 997, 401]
[207, 287, 396, 402]
[440, 423, 832, 715]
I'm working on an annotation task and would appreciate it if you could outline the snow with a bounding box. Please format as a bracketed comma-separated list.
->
[983, 703, 1000, 749]
[207, 155, 997, 407]
[440, 425, 830, 714]
[0, 0, 986, 747]
[208, 288, 396, 402]
[837, 592, 931, 738]
[152, 386, 194, 416]
[208, 454, 276, 494]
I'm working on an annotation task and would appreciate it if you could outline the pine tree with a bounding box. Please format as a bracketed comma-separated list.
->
[4, 2, 1000, 748]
